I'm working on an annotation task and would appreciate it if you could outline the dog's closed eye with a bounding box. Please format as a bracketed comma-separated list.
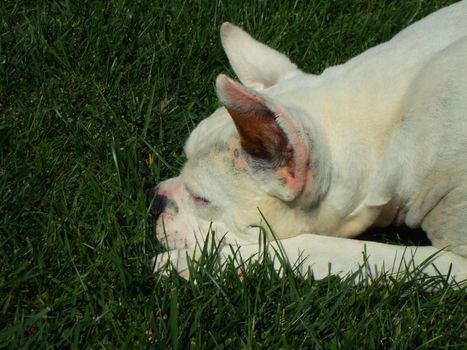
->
[190, 193, 211, 206]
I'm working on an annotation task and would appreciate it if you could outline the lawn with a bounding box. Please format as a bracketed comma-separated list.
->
[1, 0, 465, 348]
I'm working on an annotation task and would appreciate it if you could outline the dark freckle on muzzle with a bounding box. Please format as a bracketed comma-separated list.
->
[145, 187, 179, 221]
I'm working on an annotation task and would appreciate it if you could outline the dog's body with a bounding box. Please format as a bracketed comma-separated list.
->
[147, 1, 467, 281]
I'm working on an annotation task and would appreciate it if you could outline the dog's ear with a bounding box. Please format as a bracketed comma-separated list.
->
[220, 22, 302, 90]
[216, 74, 309, 201]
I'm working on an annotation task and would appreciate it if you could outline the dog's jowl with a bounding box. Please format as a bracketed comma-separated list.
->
[147, 1, 467, 281]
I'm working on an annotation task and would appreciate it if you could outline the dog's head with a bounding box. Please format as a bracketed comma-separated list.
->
[146, 23, 330, 250]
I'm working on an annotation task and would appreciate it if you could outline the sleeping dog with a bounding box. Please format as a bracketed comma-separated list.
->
[147, 1, 467, 281]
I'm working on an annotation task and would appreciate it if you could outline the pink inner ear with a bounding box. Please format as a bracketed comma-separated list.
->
[217, 75, 291, 163]
[217, 74, 309, 197]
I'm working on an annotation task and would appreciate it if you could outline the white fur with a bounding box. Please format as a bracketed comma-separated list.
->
[220, 22, 302, 89]
[151, 2, 467, 282]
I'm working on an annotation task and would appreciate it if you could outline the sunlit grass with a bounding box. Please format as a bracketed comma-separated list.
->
[1, 0, 464, 348]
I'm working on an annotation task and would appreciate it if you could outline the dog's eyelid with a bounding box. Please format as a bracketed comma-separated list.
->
[184, 184, 205, 202]
[188, 191, 211, 205]
[194, 195, 210, 205]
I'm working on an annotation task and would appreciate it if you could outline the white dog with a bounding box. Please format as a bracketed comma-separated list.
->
[147, 1, 467, 281]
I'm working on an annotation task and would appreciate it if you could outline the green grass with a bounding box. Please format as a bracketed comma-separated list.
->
[1, 0, 465, 348]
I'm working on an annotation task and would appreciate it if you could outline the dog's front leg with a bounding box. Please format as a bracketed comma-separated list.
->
[153, 234, 467, 282]
[228, 234, 467, 282]
[152, 249, 196, 279]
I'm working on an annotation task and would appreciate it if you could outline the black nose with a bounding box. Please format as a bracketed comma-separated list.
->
[145, 187, 168, 222]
